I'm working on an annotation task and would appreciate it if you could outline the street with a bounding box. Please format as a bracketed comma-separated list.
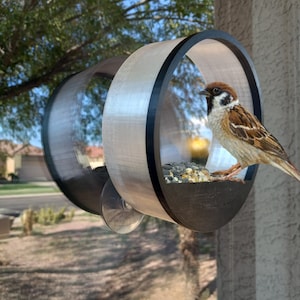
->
[0, 193, 77, 213]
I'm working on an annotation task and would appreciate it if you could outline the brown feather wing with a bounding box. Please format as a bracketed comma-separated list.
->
[227, 105, 289, 161]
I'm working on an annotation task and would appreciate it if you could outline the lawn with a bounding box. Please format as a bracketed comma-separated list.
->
[0, 183, 60, 196]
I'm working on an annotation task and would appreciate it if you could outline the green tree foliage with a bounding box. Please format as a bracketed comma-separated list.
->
[0, 0, 213, 141]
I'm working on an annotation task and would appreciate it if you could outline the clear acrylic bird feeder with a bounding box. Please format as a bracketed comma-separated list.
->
[43, 30, 262, 233]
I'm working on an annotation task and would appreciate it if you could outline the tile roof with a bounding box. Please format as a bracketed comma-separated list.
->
[85, 146, 104, 158]
[0, 140, 43, 156]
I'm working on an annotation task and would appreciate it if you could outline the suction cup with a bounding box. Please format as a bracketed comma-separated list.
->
[100, 179, 144, 234]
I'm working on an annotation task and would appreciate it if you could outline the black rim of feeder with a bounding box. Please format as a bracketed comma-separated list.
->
[146, 30, 262, 231]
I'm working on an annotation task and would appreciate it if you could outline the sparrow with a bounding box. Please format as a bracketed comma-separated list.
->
[201, 81, 300, 182]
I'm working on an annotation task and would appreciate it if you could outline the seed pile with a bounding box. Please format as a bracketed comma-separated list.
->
[162, 162, 211, 183]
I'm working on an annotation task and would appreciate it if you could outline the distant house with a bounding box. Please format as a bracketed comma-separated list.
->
[0, 140, 104, 182]
[0, 140, 52, 181]
[85, 145, 105, 169]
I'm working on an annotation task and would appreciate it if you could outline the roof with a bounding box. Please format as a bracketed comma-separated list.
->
[85, 146, 104, 158]
[0, 140, 43, 157]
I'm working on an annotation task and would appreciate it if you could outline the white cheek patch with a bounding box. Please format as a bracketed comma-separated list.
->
[227, 99, 239, 108]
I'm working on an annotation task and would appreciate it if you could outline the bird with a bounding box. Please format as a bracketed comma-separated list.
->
[200, 81, 300, 182]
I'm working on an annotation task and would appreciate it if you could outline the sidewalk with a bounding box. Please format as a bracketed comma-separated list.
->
[0, 182, 60, 196]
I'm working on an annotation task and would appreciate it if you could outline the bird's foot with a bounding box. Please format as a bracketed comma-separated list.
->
[212, 163, 241, 176]
[211, 163, 245, 183]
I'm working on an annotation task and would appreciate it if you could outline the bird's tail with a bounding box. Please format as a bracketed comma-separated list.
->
[272, 159, 300, 182]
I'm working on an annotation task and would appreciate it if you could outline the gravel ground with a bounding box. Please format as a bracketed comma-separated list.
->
[0, 211, 216, 300]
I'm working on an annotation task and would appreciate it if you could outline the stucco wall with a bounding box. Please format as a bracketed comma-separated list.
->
[215, 1, 300, 299]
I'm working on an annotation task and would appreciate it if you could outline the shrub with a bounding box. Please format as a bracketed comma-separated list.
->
[21, 208, 35, 235]
[21, 207, 76, 234]
[35, 207, 75, 225]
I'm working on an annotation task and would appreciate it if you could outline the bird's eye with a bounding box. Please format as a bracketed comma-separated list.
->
[212, 87, 221, 95]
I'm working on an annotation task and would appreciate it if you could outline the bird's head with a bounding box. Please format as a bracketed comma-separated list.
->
[200, 82, 239, 115]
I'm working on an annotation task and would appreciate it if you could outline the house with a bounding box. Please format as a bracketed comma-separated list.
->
[0, 140, 52, 181]
[0, 140, 104, 182]
[85, 145, 105, 169]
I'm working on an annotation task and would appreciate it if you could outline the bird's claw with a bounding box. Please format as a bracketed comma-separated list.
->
[210, 163, 245, 183]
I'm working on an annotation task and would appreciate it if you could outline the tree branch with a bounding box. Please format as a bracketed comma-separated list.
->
[123, 0, 153, 14]
[0, 39, 92, 101]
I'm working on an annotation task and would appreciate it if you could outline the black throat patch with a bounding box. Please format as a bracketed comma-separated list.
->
[220, 94, 232, 106]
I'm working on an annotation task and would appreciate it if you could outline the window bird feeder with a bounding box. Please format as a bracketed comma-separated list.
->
[43, 30, 261, 233]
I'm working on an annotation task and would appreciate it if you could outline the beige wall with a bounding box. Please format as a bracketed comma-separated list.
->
[215, 1, 300, 299]
[5, 157, 15, 178]
[88, 158, 105, 169]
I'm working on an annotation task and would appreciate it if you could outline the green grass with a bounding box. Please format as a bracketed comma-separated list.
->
[0, 183, 60, 196]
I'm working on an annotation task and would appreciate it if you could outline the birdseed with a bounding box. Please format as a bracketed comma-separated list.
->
[162, 162, 212, 183]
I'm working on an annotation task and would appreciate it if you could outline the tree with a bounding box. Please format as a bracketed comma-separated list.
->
[178, 226, 201, 300]
[0, 1, 214, 299]
[0, 0, 213, 142]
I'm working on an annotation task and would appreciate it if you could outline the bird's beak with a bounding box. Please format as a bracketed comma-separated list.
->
[200, 89, 210, 97]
